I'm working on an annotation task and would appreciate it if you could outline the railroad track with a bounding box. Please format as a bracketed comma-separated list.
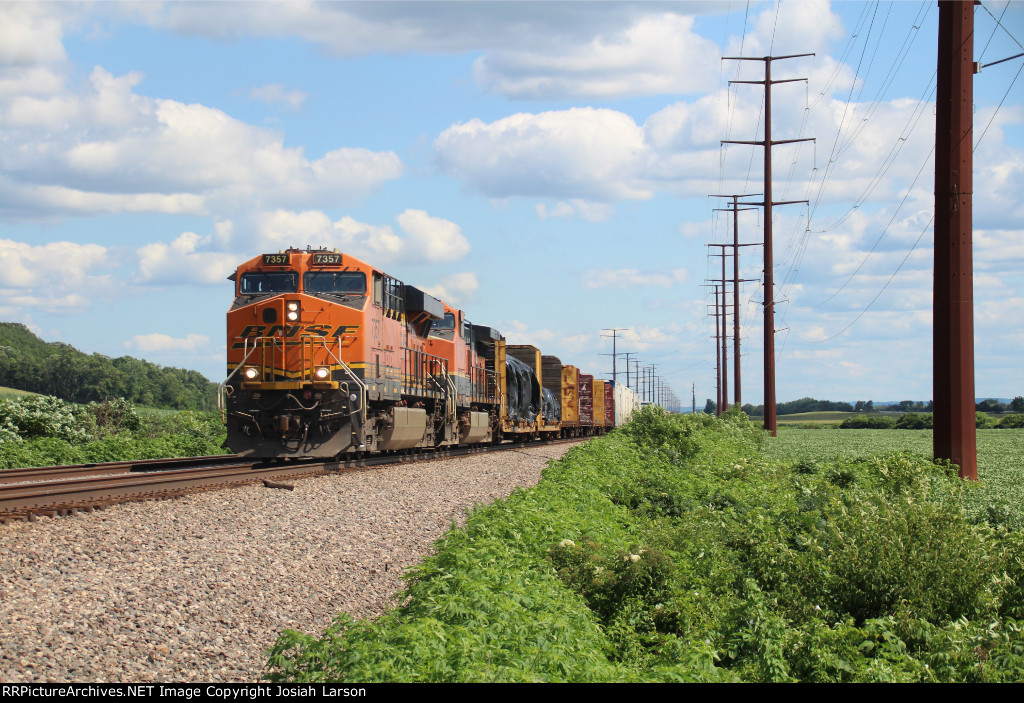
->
[0, 438, 584, 522]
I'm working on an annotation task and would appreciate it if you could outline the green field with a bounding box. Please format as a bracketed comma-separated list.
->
[0, 386, 39, 400]
[775, 411, 859, 425]
[763, 426, 1024, 524]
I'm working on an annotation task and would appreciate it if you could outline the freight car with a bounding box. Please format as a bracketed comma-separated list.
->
[220, 247, 636, 458]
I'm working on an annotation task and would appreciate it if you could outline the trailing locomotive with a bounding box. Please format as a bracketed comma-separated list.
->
[221, 247, 637, 458]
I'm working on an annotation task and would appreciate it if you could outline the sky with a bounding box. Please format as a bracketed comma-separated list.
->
[0, 0, 1021, 409]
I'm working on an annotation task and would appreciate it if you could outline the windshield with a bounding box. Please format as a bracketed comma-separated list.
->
[239, 272, 298, 294]
[433, 312, 456, 330]
[304, 271, 367, 295]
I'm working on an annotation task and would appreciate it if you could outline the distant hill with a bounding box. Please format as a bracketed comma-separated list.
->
[0, 322, 217, 411]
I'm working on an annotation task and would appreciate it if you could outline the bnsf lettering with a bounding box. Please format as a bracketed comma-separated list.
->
[238, 324, 358, 338]
[265, 325, 302, 338]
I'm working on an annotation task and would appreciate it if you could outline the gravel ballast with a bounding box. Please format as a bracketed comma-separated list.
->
[0, 442, 582, 683]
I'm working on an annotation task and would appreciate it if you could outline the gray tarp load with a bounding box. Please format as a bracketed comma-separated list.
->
[542, 387, 561, 423]
[505, 355, 540, 421]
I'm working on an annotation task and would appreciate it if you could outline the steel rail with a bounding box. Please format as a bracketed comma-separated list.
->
[0, 454, 247, 485]
[0, 437, 587, 522]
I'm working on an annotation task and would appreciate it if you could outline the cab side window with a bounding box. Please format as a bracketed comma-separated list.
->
[372, 272, 405, 320]
[373, 273, 384, 306]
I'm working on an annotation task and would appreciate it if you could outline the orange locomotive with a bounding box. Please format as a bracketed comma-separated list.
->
[222, 247, 624, 459]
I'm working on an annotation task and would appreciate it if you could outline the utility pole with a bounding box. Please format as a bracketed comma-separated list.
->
[704, 281, 725, 414]
[934, 0, 977, 480]
[711, 194, 760, 408]
[623, 352, 635, 389]
[722, 53, 814, 436]
[601, 328, 629, 385]
[647, 365, 658, 404]
[692, 383, 696, 414]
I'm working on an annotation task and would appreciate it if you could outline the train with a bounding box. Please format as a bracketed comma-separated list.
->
[220, 247, 639, 458]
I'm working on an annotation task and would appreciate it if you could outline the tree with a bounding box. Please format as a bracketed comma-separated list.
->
[976, 398, 1006, 414]
[1012, 396, 1024, 413]
[703, 399, 716, 415]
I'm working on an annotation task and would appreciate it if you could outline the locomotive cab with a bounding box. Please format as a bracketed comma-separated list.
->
[222, 249, 373, 457]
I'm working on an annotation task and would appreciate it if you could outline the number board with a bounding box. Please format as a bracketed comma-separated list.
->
[312, 253, 342, 265]
[262, 254, 290, 265]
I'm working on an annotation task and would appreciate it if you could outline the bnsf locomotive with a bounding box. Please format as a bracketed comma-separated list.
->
[221, 247, 638, 458]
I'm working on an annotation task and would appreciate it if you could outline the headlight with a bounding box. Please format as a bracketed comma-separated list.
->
[314, 366, 330, 380]
[286, 301, 300, 321]
[243, 366, 259, 380]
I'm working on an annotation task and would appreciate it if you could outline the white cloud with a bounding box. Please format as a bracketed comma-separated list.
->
[135, 232, 239, 286]
[474, 13, 720, 99]
[0, 239, 109, 288]
[247, 83, 307, 110]
[143, 1, 726, 100]
[435, 108, 651, 202]
[0, 58, 404, 219]
[535, 199, 615, 222]
[584, 268, 689, 289]
[254, 209, 471, 266]
[423, 273, 479, 307]
[500, 321, 595, 356]
[394, 210, 471, 263]
[725, 1, 845, 60]
[0, 292, 91, 315]
[127, 333, 210, 353]
[0, 4, 67, 66]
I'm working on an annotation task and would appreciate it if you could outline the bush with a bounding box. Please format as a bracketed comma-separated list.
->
[86, 398, 142, 436]
[895, 412, 932, 429]
[977, 411, 995, 429]
[548, 538, 675, 624]
[840, 414, 896, 429]
[996, 414, 1024, 429]
[0, 395, 91, 443]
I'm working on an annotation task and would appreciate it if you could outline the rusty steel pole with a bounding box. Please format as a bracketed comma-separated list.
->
[934, 0, 977, 480]
[712, 195, 760, 409]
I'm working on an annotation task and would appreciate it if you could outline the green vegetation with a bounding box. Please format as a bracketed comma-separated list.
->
[776, 411, 857, 426]
[764, 426, 1024, 531]
[0, 394, 227, 468]
[0, 386, 40, 401]
[266, 408, 1024, 682]
[0, 322, 217, 410]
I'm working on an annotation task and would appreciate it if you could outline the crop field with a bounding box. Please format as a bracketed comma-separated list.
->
[763, 427, 1024, 522]
[776, 411, 859, 425]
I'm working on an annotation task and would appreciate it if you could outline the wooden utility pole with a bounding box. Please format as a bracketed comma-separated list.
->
[723, 53, 813, 436]
[934, 0, 977, 480]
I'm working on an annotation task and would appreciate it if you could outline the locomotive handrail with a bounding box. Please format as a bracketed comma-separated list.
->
[321, 337, 367, 424]
[221, 335, 367, 423]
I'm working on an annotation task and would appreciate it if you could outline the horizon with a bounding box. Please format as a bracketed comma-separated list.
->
[1, 1, 1021, 405]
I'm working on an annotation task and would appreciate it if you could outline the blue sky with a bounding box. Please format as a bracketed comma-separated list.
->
[1, 0, 1022, 408]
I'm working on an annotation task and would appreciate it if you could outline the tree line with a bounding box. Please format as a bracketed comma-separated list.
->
[0, 322, 217, 411]
[705, 396, 1024, 417]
